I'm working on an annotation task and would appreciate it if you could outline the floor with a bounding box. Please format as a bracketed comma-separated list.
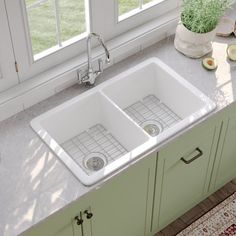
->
[155, 180, 236, 236]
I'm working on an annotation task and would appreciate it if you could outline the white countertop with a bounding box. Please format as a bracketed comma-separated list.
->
[0, 9, 236, 235]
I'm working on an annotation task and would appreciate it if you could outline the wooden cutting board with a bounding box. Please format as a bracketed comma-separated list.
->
[216, 17, 236, 37]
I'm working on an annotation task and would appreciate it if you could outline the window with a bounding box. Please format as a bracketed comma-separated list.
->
[3, 0, 178, 84]
[25, 0, 87, 59]
[92, 0, 178, 41]
[119, 0, 140, 16]
[4, 0, 90, 81]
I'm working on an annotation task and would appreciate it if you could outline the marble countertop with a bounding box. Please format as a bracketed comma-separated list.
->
[1, 10, 236, 235]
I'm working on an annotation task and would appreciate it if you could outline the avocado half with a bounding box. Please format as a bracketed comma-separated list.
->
[227, 45, 236, 61]
[202, 57, 218, 70]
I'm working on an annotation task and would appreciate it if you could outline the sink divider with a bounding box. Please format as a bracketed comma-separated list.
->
[99, 91, 151, 140]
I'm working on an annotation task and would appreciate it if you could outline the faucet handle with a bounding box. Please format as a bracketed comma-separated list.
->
[77, 70, 82, 84]
[77, 70, 89, 84]
[97, 58, 103, 74]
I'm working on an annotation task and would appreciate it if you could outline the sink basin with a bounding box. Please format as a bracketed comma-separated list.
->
[102, 58, 216, 142]
[31, 92, 149, 185]
[31, 57, 216, 185]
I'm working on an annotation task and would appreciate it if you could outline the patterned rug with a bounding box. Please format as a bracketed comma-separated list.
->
[177, 192, 236, 236]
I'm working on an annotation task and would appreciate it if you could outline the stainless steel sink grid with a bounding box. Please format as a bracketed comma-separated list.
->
[61, 124, 128, 175]
[124, 95, 181, 136]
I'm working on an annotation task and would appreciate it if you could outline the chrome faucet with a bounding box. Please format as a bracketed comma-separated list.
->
[77, 32, 110, 86]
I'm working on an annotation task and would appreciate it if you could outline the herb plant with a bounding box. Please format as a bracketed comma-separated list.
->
[181, 0, 229, 33]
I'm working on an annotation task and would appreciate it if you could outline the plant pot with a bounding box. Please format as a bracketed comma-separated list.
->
[174, 22, 217, 59]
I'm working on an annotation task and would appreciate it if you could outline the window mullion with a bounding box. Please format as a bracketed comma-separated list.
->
[139, 0, 143, 9]
[54, 0, 62, 47]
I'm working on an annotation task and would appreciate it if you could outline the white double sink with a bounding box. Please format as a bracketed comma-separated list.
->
[31, 58, 216, 185]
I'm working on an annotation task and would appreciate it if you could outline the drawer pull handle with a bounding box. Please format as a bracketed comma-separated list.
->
[84, 210, 93, 219]
[180, 148, 203, 164]
[75, 215, 83, 225]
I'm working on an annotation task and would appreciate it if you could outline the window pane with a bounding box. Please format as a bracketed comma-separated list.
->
[143, 0, 155, 4]
[25, 0, 86, 56]
[60, 0, 85, 42]
[118, 0, 140, 16]
[118, 0, 159, 19]
[26, 0, 57, 55]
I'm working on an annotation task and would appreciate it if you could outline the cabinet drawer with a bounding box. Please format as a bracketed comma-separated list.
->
[163, 120, 216, 171]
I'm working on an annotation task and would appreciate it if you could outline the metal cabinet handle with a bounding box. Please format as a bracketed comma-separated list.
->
[74, 215, 83, 225]
[180, 147, 203, 164]
[84, 210, 93, 219]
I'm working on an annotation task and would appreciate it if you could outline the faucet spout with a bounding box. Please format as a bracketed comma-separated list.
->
[78, 32, 110, 86]
[87, 33, 110, 73]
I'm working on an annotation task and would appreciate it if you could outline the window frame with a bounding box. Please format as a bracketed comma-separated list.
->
[0, 1, 19, 92]
[24, 0, 89, 61]
[5, 0, 91, 82]
[91, 0, 180, 41]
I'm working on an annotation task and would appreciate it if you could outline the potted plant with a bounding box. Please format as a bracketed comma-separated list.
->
[174, 0, 229, 58]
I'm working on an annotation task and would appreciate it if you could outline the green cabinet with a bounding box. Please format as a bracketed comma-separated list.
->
[87, 153, 156, 236]
[152, 118, 219, 232]
[22, 103, 236, 236]
[22, 153, 156, 236]
[212, 104, 236, 190]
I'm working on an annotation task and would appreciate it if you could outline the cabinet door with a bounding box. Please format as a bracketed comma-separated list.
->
[156, 120, 217, 230]
[22, 203, 86, 236]
[22, 216, 82, 236]
[86, 153, 156, 236]
[214, 105, 236, 188]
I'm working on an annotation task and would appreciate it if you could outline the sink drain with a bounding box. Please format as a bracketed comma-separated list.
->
[83, 153, 107, 171]
[141, 120, 163, 137]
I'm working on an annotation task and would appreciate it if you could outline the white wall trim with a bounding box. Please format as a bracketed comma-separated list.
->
[0, 9, 180, 122]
